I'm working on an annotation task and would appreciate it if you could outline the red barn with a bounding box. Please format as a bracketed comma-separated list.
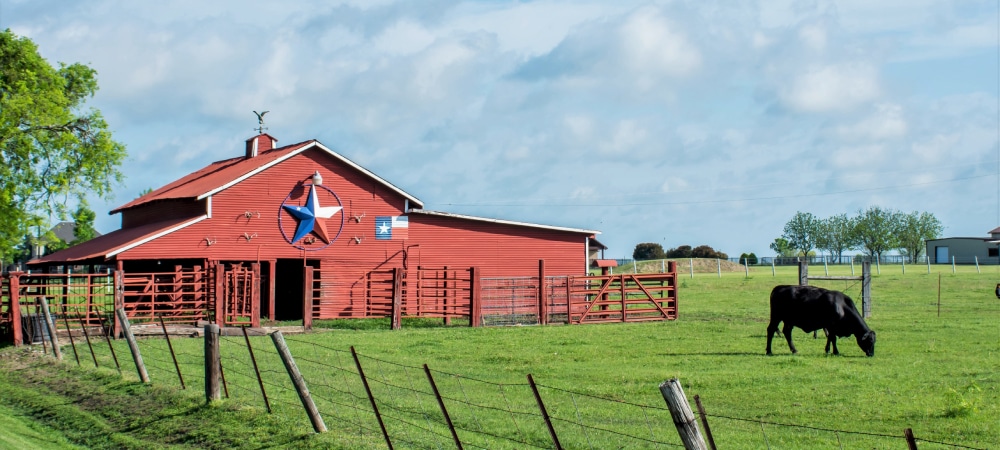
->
[27, 133, 608, 327]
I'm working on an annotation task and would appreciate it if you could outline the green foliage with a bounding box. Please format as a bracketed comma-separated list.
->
[782, 211, 818, 257]
[632, 242, 666, 260]
[665, 244, 727, 259]
[852, 206, 901, 260]
[769, 237, 796, 257]
[739, 252, 758, 264]
[897, 211, 942, 263]
[69, 201, 98, 246]
[0, 29, 126, 262]
[665, 244, 692, 258]
[816, 213, 856, 261]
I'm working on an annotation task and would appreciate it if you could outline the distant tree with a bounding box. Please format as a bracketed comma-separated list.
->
[691, 245, 727, 259]
[69, 201, 97, 246]
[739, 252, 758, 265]
[136, 187, 154, 198]
[632, 243, 666, 260]
[782, 212, 819, 257]
[852, 206, 901, 261]
[815, 213, 856, 263]
[0, 30, 126, 262]
[769, 237, 796, 257]
[897, 211, 943, 263]
[665, 245, 693, 258]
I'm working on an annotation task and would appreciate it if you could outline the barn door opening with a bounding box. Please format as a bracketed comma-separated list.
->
[274, 259, 319, 322]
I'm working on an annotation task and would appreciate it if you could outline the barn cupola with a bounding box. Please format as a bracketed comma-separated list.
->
[245, 133, 278, 158]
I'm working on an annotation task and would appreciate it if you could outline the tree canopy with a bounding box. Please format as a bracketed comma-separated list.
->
[0, 29, 126, 262]
[781, 211, 818, 257]
[632, 242, 665, 260]
[897, 211, 943, 263]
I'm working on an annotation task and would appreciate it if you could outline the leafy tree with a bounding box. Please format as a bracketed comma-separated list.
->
[691, 245, 727, 259]
[0, 29, 126, 262]
[852, 206, 900, 261]
[69, 200, 98, 246]
[769, 237, 796, 257]
[815, 213, 856, 263]
[739, 252, 758, 265]
[665, 245, 693, 258]
[897, 211, 943, 263]
[782, 211, 819, 257]
[632, 243, 666, 260]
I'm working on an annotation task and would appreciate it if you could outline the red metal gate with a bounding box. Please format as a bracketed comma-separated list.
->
[217, 263, 260, 327]
[568, 271, 677, 324]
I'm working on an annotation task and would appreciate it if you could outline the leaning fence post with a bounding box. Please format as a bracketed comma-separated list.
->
[904, 427, 918, 449]
[424, 364, 463, 449]
[242, 326, 271, 413]
[39, 297, 63, 360]
[351, 346, 393, 449]
[271, 331, 326, 433]
[658, 378, 708, 450]
[160, 316, 185, 389]
[693, 395, 717, 450]
[116, 307, 149, 383]
[975, 256, 980, 274]
[527, 374, 563, 450]
[63, 314, 81, 366]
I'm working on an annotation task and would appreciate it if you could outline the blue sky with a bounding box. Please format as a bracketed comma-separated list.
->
[2, 0, 998, 258]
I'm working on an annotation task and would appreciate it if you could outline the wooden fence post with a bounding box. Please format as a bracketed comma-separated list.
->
[659, 378, 708, 450]
[161, 316, 185, 389]
[271, 331, 326, 433]
[469, 267, 481, 327]
[861, 262, 872, 318]
[391, 268, 402, 330]
[114, 270, 124, 338]
[39, 297, 62, 360]
[205, 324, 220, 401]
[538, 260, 547, 325]
[116, 307, 149, 383]
[904, 428, 918, 449]
[798, 261, 808, 286]
[214, 264, 225, 326]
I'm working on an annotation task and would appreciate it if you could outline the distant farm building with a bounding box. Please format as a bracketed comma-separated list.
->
[925, 227, 1000, 265]
[0, 133, 676, 340]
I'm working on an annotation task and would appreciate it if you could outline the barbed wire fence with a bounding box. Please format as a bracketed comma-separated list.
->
[22, 306, 991, 450]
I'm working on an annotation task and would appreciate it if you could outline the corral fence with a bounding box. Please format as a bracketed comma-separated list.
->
[15, 304, 985, 450]
[1, 262, 678, 346]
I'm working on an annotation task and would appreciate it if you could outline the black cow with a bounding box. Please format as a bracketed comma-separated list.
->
[766, 285, 876, 357]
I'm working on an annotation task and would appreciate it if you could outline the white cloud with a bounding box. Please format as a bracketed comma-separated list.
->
[619, 7, 702, 79]
[834, 103, 908, 140]
[781, 63, 881, 112]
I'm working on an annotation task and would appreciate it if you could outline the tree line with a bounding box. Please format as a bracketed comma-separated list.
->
[771, 206, 943, 263]
[632, 243, 728, 261]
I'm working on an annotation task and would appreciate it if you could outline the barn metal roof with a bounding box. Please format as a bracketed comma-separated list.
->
[408, 209, 600, 235]
[28, 215, 208, 264]
[111, 139, 424, 214]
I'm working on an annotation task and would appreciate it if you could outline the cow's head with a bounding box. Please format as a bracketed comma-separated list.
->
[857, 330, 876, 357]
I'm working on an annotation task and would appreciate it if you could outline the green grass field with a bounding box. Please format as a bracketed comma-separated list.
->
[1, 264, 997, 449]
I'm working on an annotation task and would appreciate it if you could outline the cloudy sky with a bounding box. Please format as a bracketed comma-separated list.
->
[2, 0, 997, 258]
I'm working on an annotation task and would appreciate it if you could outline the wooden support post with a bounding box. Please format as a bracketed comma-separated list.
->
[538, 260, 547, 325]
[861, 262, 872, 318]
[116, 307, 149, 383]
[214, 264, 225, 326]
[10, 274, 21, 346]
[743, 258, 749, 278]
[823, 257, 829, 276]
[303, 268, 313, 330]
[63, 314, 81, 366]
[689, 259, 693, 279]
[391, 268, 402, 330]
[114, 269, 124, 338]
[205, 324, 220, 401]
[272, 331, 326, 433]
[693, 395, 717, 450]
[160, 316, 185, 389]
[951, 256, 955, 274]
[798, 261, 808, 286]
[975, 256, 980, 273]
[926, 256, 931, 274]
[39, 297, 62, 360]
[902, 257, 906, 274]
[904, 428, 918, 450]
[242, 326, 271, 413]
[469, 267, 481, 327]
[565, 276, 572, 324]
[659, 378, 708, 450]
[351, 346, 392, 449]
[771, 259, 775, 277]
[527, 374, 562, 450]
[424, 364, 463, 449]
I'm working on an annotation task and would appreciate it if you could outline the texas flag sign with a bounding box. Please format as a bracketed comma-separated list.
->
[375, 216, 408, 240]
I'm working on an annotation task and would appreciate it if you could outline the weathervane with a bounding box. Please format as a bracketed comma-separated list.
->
[253, 110, 269, 134]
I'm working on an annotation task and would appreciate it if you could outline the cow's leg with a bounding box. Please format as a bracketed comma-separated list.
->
[830, 335, 839, 355]
[782, 323, 797, 354]
[766, 321, 779, 355]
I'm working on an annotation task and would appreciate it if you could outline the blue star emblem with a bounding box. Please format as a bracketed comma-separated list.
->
[282, 185, 342, 244]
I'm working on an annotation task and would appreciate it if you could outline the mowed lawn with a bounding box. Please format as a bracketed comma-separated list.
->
[1, 264, 997, 449]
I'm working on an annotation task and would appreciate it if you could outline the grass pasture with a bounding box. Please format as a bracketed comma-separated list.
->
[1, 265, 997, 449]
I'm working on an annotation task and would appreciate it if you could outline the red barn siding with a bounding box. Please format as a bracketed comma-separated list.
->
[121, 199, 207, 228]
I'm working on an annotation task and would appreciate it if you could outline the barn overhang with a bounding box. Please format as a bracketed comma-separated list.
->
[28, 215, 208, 265]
